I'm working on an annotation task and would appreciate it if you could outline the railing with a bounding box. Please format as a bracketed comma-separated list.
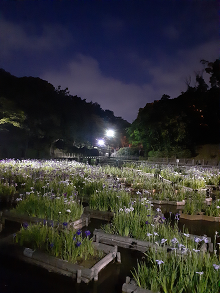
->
[53, 152, 220, 167]
[144, 157, 219, 166]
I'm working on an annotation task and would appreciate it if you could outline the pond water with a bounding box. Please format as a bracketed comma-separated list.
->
[0, 203, 219, 293]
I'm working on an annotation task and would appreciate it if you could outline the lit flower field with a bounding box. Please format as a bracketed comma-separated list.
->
[0, 159, 220, 292]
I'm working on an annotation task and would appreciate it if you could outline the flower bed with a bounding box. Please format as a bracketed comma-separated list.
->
[182, 199, 220, 220]
[123, 247, 220, 293]
[93, 229, 213, 253]
[0, 233, 119, 283]
[150, 199, 185, 206]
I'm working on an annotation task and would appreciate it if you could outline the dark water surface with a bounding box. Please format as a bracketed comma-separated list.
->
[0, 247, 143, 293]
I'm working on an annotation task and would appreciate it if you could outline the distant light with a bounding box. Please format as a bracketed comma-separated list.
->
[97, 139, 105, 146]
[106, 129, 114, 137]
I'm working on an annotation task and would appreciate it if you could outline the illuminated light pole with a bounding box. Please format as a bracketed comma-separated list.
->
[97, 139, 105, 147]
[97, 139, 105, 157]
[106, 129, 114, 138]
[106, 129, 115, 157]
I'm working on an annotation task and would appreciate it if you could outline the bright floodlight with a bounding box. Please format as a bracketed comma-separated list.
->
[97, 139, 105, 146]
[106, 129, 114, 137]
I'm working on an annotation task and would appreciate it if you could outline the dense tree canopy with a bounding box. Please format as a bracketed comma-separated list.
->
[0, 69, 129, 158]
[0, 58, 219, 159]
[127, 59, 220, 158]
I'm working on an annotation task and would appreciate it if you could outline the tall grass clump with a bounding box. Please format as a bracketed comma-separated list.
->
[14, 223, 97, 263]
[89, 188, 131, 211]
[11, 193, 84, 222]
[102, 199, 199, 251]
[132, 248, 220, 293]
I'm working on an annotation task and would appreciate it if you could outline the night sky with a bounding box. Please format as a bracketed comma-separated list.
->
[0, 0, 219, 122]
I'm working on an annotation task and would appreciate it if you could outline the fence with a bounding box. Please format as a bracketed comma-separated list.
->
[53, 152, 219, 167]
[144, 157, 220, 167]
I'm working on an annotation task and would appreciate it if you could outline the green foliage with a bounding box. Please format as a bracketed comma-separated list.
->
[114, 147, 139, 156]
[15, 223, 97, 263]
[127, 59, 220, 157]
[0, 182, 16, 201]
[132, 249, 220, 293]
[102, 200, 196, 249]
[0, 96, 26, 129]
[0, 70, 130, 159]
[89, 188, 132, 211]
[12, 193, 84, 222]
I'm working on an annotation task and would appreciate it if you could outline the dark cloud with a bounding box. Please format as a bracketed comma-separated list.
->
[42, 37, 218, 123]
[0, 0, 218, 122]
[0, 17, 72, 58]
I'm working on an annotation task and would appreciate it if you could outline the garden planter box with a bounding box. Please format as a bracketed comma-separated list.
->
[0, 234, 119, 283]
[182, 186, 194, 192]
[122, 276, 159, 293]
[206, 185, 218, 190]
[166, 199, 185, 206]
[205, 197, 212, 202]
[179, 211, 220, 222]
[84, 207, 114, 221]
[94, 229, 169, 252]
[151, 199, 185, 206]
[0, 210, 89, 230]
[93, 229, 213, 253]
[204, 198, 212, 205]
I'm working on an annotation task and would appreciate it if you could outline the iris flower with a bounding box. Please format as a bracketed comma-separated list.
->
[85, 230, 91, 237]
[77, 229, 81, 235]
[156, 260, 164, 265]
[171, 238, 178, 244]
[196, 271, 203, 275]
[213, 264, 220, 270]
[22, 222, 28, 229]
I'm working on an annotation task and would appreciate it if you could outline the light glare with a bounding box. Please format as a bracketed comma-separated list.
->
[106, 129, 114, 137]
[97, 139, 105, 146]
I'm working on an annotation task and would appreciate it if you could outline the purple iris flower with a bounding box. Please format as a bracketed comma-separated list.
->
[63, 222, 68, 227]
[145, 221, 149, 224]
[175, 213, 179, 220]
[76, 241, 81, 247]
[22, 222, 28, 229]
[50, 242, 54, 248]
[85, 230, 91, 237]
[194, 237, 202, 243]
[77, 229, 81, 235]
